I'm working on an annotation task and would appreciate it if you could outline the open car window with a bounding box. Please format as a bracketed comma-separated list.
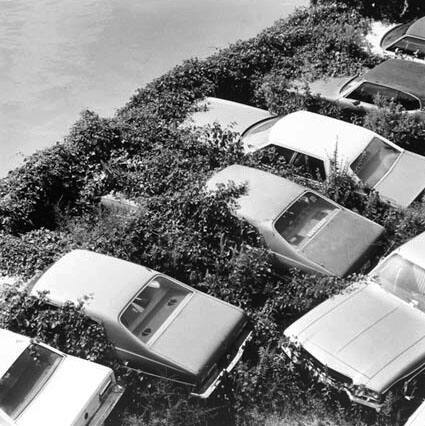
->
[292, 153, 326, 180]
[0, 344, 62, 419]
[374, 254, 425, 311]
[275, 192, 338, 248]
[121, 276, 192, 343]
[351, 137, 400, 187]
[388, 36, 425, 58]
[240, 116, 281, 149]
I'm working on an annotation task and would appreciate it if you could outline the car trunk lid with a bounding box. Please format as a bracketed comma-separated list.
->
[374, 151, 425, 208]
[150, 293, 246, 376]
[301, 210, 384, 276]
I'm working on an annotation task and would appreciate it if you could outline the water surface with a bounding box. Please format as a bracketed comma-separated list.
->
[0, 0, 306, 175]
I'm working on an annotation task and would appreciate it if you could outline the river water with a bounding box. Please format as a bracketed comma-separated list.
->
[0, 0, 306, 176]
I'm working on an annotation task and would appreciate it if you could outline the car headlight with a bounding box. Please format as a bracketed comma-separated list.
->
[352, 385, 381, 401]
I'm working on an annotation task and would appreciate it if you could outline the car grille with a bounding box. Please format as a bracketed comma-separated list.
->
[298, 346, 352, 387]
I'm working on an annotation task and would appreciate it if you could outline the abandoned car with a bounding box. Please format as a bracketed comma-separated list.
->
[243, 111, 425, 208]
[283, 231, 425, 411]
[380, 17, 425, 61]
[300, 59, 425, 116]
[28, 250, 252, 399]
[0, 328, 123, 425]
[206, 165, 384, 277]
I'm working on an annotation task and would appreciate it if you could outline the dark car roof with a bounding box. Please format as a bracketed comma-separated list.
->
[363, 59, 425, 102]
[407, 17, 425, 40]
[206, 165, 305, 225]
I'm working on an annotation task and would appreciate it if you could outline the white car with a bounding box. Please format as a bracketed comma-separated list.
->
[284, 231, 425, 411]
[0, 329, 124, 425]
[241, 110, 425, 208]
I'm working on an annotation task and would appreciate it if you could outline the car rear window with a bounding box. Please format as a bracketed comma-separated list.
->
[0, 344, 62, 419]
[240, 116, 281, 149]
[275, 192, 338, 248]
[351, 137, 400, 187]
[121, 276, 192, 343]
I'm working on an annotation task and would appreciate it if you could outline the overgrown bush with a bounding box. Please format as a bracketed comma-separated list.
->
[314, 0, 425, 21]
[2, 2, 425, 425]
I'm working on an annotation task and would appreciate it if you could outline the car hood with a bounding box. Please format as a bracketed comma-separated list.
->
[150, 293, 247, 376]
[17, 355, 113, 426]
[184, 97, 271, 134]
[298, 76, 354, 100]
[285, 282, 425, 392]
[301, 210, 384, 277]
[374, 151, 425, 208]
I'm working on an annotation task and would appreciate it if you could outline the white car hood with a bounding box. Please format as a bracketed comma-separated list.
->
[16, 355, 112, 426]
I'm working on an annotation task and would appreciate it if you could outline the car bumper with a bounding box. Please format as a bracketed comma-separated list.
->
[88, 384, 125, 425]
[282, 343, 383, 411]
[191, 329, 253, 399]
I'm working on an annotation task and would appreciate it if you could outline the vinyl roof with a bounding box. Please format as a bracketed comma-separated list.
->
[31, 250, 157, 321]
[363, 59, 425, 102]
[206, 165, 306, 224]
[267, 111, 377, 164]
[406, 17, 425, 40]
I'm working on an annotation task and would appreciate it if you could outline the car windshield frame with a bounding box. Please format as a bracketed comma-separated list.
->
[373, 253, 425, 311]
[381, 22, 411, 49]
[339, 75, 362, 96]
[119, 275, 193, 345]
[274, 191, 339, 249]
[240, 116, 282, 149]
[0, 343, 63, 420]
[350, 137, 401, 187]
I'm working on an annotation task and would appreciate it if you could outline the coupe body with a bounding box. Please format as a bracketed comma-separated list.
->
[242, 111, 425, 208]
[302, 59, 425, 116]
[380, 17, 425, 61]
[0, 328, 123, 426]
[28, 250, 252, 399]
[284, 231, 425, 410]
[206, 165, 384, 277]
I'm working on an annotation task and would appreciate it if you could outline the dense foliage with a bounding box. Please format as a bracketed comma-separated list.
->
[1, 2, 425, 425]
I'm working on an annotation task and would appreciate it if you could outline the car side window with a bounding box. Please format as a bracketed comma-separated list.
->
[395, 90, 421, 111]
[292, 153, 326, 180]
[388, 36, 425, 58]
[259, 144, 296, 163]
[346, 82, 420, 110]
[346, 83, 397, 105]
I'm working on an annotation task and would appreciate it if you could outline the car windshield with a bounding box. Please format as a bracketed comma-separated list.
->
[275, 192, 339, 248]
[240, 116, 281, 149]
[351, 137, 400, 187]
[373, 254, 425, 310]
[0, 343, 62, 419]
[381, 22, 410, 49]
[121, 276, 192, 343]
